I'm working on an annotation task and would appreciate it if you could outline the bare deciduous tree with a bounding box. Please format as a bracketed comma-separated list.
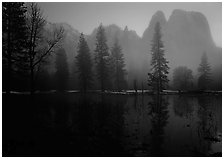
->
[26, 3, 64, 94]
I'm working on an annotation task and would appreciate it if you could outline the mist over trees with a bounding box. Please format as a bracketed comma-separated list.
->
[94, 24, 111, 91]
[35, 66, 52, 91]
[76, 33, 93, 92]
[110, 38, 127, 91]
[55, 48, 69, 91]
[198, 52, 211, 90]
[173, 66, 193, 90]
[2, 2, 221, 93]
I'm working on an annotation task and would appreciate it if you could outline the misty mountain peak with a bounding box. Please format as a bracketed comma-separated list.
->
[150, 10, 167, 26]
[170, 9, 210, 27]
[168, 9, 214, 46]
[106, 24, 122, 33]
[171, 9, 206, 18]
[171, 9, 186, 16]
[142, 10, 166, 42]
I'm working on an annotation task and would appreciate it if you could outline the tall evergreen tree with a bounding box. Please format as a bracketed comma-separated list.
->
[95, 24, 110, 91]
[2, 2, 29, 93]
[111, 38, 127, 91]
[55, 48, 69, 91]
[76, 33, 93, 92]
[198, 52, 211, 90]
[148, 22, 169, 93]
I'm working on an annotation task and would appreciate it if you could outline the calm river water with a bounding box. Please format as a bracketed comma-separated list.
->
[3, 93, 222, 156]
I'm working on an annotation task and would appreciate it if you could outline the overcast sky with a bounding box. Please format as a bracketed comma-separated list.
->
[38, 2, 222, 47]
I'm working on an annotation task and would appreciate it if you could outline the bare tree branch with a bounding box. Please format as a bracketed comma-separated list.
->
[33, 26, 64, 68]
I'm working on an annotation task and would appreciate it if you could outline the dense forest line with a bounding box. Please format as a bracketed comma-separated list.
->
[2, 2, 221, 94]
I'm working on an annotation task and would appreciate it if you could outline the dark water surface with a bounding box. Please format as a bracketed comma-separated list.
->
[3, 93, 222, 157]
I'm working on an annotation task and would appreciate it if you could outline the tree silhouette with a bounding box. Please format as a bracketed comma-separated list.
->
[173, 66, 193, 90]
[26, 3, 64, 94]
[2, 2, 28, 93]
[110, 38, 127, 91]
[55, 48, 69, 91]
[95, 24, 110, 91]
[198, 52, 211, 90]
[76, 33, 93, 92]
[148, 22, 169, 94]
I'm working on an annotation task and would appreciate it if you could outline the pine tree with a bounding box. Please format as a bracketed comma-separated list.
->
[2, 2, 29, 93]
[95, 24, 110, 91]
[148, 22, 169, 94]
[55, 48, 69, 91]
[111, 38, 127, 91]
[76, 33, 93, 92]
[198, 52, 211, 90]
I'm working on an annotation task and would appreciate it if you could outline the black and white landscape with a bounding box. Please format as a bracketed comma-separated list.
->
[2, 2, 222, 157]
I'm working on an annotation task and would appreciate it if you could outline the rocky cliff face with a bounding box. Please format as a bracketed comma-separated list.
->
[142, 9, 221, 88]
[165, 10, 220, 72]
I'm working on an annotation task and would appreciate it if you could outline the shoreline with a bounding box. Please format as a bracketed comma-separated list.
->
[2, 90, 222, 95]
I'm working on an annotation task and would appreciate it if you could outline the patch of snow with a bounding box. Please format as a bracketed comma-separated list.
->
[163, 90, 179, 93]
[67, 90, 79, 93]
[10, 91, 30, 95]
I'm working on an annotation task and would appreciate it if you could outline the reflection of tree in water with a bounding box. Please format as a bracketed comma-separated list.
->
[75, 94, 95, 151]
[100, 95, 128, 156]
[32, 94, 75, 155]
[120, 95, 150, 156]
[195, 96, 221, 156]
[79, 94, 128, 156]
[173, 96, 195, 130]
[121, 95, 152, 156]
[148, 95, 169, 156]
[37, 94, 71, 130]
[38, 94, 128, 156]
[173, 96, 194, 119]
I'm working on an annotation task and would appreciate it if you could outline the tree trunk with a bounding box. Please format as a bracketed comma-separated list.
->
[6, 8, 11, 95]
[30, 66, 34, 95]
[83, 80, 87, 93]
[6, 50, 12, 94]
[141, 82, 143, 94]
[101, 78, 104, 92]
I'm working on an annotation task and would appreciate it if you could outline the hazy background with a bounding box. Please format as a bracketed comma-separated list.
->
[5, 2, 221, 91]
[38, 2, 221, 47]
